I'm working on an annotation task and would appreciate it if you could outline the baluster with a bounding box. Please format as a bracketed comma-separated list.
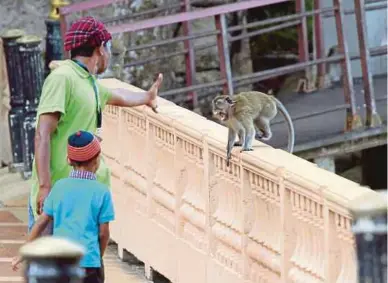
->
[332, 0, 362, 130]
[353, 0, 382, 127]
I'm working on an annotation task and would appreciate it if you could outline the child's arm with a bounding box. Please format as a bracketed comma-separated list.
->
[28, 213, 52, 241]
[99, 223, 110, 257]
[12, 213, 52, 271]
[98, 190, 115, 258]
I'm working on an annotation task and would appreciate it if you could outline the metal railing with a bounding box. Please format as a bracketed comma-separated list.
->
[59, 0, 387, 131]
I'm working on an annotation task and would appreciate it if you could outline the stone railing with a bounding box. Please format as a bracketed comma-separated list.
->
[99, 78, 375, 283]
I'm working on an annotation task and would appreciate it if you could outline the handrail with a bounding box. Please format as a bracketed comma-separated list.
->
[107, 0, 290, 34]
[103, 3, 185, 24]
[98, 77, 377, 283]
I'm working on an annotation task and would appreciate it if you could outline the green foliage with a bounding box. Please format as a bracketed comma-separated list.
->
[248, 0, 314, 55]
[137, 0, 158, 12]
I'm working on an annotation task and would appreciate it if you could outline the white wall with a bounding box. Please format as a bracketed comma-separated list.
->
[321, 0, 387, 80]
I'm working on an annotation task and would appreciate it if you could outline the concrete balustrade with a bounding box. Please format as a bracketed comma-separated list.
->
[99, 78, 376, 283]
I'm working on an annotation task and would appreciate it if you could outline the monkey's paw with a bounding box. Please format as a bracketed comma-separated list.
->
[260, 136, 271, 141]
[256, 132, 271, 141]
[241, 148, 254, 152]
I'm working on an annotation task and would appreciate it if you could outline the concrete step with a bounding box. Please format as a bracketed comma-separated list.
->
[0, 211, 22, 223]
[0, 276, 24, 282]
[0, 225, 27, 241]
[0, 261, 23, 278]
[0, 242, 22, 258]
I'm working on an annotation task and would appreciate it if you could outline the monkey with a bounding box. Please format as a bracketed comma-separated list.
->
[212, 91, 295, 166]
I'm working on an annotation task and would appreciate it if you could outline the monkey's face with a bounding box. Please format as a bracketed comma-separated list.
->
[212, 96, 233, 121]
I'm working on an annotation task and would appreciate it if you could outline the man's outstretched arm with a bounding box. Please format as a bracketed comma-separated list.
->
[34, 113, 60, 215]
[107, 73, 163, 108]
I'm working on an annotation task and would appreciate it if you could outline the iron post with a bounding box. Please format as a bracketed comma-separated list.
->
[59, 14, 69, 59]
[215, 14, 234, 96]
[182, 0, 199, 111]
[1, 29, 25, 107]
[350, 190, 387, 283]
[295, 0, 310, 91]
[17, 35, 44, 111]
[1, 29, 26, 172]
[7, 107, 25, 172]
[20, 236, 85, 282]
[353, 0, 382, 128]
[16, 35, 44, 179]
[313, 0, 328, 89]
[332, 0, 362, 131]
[45, 0, 69, 78]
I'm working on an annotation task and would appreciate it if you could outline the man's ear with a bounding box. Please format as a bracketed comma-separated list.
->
[97, 45, 105, 56]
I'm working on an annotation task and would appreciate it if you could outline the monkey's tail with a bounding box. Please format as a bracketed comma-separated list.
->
[272, 97, 295, 153]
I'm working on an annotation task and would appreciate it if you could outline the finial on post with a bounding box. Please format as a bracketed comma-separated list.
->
[45, 0, 69, 77]
[20, 236, 86, 282]
[48, 0, 69, 20]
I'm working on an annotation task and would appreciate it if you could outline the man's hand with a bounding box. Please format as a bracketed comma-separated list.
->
[36, 187, 50, 215]
[146, 73, 163, 113]
[11, 256, 23, 271]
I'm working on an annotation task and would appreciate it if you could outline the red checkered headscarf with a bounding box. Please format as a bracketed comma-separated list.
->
[64, 16, 112, 51]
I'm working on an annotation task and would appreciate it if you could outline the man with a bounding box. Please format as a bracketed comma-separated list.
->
[28, 16, 163, 233]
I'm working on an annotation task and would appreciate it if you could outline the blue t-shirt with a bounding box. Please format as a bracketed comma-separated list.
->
[43, 177, 115, 268]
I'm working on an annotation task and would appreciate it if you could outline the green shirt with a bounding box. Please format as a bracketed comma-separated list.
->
[30, 59, 112, 219]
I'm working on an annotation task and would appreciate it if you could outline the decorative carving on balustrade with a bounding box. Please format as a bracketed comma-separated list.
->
[101, 105, 119, 166]
[209, 148, 243, 275]
[287, 184, 325, 283]
[121, 108, 148, 215]
[97, 79, 371, 283]
[102, 105, 122, 242]
[148, 118, 176, 232]
[333, 212, 357, 283]
[104, 103, 119, 117]
[176, 134, 208, 252]
[101, 105, 121, 185]
[244, 167, 282, 283]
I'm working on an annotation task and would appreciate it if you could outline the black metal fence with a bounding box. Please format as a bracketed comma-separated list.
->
[1, 31, 44, 179]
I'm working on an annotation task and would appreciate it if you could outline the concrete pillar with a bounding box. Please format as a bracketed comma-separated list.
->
[1, 29, 25, 172]
[349, 190, 387, 283]
[314, 156, 336, 173]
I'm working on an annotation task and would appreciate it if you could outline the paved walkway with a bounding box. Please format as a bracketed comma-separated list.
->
[0, 168, 161, 283]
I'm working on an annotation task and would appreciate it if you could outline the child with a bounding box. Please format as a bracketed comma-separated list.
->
[12, 130, 115, 283]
